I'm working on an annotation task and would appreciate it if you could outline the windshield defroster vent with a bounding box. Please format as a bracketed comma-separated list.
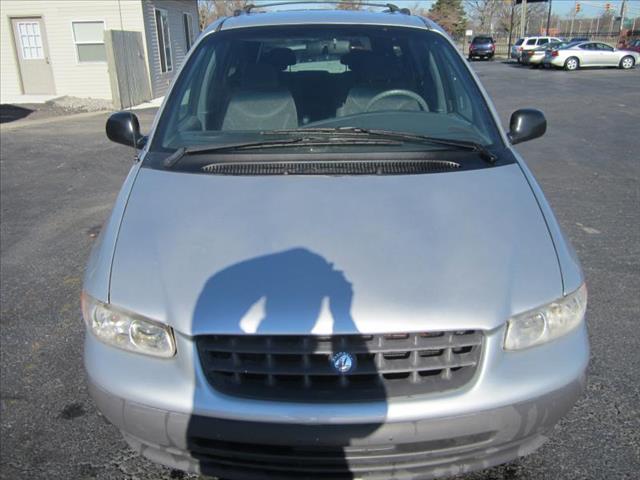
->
[201, 160, 460, 176]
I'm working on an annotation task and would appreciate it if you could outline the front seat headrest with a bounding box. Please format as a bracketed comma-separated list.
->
[341, 51, 401, 84]
[262, 48, 297, 71]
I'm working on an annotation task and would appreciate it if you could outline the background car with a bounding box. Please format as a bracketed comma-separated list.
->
[468, 35, 495, 60]
[545, 41, 639, 70]
[522, 40, 567, 67]
[619, 38, 640, 53]
[511, 36, 562, 63]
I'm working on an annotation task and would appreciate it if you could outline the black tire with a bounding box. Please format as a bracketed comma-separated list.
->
[468, 55, 473, 61]
[564, 57, 579, 71]
[620, 55, 635, 69]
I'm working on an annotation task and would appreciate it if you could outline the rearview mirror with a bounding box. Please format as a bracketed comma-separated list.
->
[508, 109, 547, 145]
[106, 111, 146, 148]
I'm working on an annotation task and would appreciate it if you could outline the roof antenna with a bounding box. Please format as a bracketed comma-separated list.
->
[385, 3, 410, 14]
[242, 3, 256, 14]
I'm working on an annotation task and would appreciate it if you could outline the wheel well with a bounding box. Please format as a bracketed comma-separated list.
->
[621, 55, 635, 64]
[566, 56, 579, 65]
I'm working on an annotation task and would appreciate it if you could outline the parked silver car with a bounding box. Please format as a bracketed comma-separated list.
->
[84, 6, 589, 479]
[544, 41, 639, 70]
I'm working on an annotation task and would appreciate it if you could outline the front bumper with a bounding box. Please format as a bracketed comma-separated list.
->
[85, 323, 589, 479]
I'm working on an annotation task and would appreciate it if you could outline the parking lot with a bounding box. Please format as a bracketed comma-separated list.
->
[1, 60, 639, 479]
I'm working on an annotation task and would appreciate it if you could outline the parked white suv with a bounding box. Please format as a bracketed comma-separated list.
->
[511, 36, 562, 63]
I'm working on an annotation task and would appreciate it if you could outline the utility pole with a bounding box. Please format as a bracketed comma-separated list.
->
[619, 0, 626, 33]
[546, 0, 553, 36]
[508, 1, 515, 55]
[595, 16, 600, 35]
[570, 14, 575, 37]
[520, 0, 527, 37]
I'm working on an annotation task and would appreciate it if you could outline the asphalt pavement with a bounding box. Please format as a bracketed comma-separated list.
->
[1, 61, 639, 479]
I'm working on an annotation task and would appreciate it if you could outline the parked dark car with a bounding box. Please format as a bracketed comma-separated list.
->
[468, 36, 495, 60]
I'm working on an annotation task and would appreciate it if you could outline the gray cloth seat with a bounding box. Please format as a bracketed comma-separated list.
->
[337, 52, 422, 117]
[222, 64, 298, 131]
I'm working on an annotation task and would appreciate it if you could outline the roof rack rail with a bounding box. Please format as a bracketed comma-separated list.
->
[237, 1, 410, 16]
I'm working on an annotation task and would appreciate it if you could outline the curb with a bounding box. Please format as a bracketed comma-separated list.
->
[0, 110, 108, 132]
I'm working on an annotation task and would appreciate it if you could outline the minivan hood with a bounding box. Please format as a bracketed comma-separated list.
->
[109, 164, 562, 335]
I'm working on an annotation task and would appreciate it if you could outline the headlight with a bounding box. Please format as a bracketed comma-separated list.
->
[504, 284, 587, 351]
[81, 292, 176, 358]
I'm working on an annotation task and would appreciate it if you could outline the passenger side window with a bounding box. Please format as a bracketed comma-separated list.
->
[526, 38, 537, 46]
[579, 44, 594, 50]
[538, 38, 549, 45]
[597, 43, 613, 51]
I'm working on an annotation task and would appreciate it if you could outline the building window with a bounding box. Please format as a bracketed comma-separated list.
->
[72, 21, 106, 62]
[155, 8, 172, 73]
[183, 12, 194, 51]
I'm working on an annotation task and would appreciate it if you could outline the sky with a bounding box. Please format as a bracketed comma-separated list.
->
[253, 1, 640, 19]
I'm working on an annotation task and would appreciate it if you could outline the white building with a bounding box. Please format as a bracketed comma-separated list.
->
[0, 0, 199, 104]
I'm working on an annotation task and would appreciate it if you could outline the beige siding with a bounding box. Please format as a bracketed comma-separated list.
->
[142, 0, 199, 98]
[1, 0, 145, 100]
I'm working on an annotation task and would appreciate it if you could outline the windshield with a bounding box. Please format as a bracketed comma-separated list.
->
[151, 26, 502, 154]
[515, 38, 524, 46]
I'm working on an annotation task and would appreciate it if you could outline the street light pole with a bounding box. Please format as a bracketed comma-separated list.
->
[520, 0, 527, 37]
[546, 0, 553, 36]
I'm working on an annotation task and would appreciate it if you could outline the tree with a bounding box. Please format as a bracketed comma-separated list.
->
[465, 0, 501, 33]
[427, 0, 468, 38]
[198, 0, 250, 29]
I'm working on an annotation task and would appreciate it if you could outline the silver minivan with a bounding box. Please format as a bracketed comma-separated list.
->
[83, 7, 589, 479]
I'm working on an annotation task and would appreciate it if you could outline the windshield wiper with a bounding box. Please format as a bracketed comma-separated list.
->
[266, 127, 498, 164]
[163, 138, 305, 168]
[163, 136, 402, 169]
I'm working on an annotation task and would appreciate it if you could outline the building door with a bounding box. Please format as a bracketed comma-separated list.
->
[11, 17, 55, 94]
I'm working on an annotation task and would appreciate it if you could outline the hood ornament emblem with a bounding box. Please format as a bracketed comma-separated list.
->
[331, 352, 355, 374]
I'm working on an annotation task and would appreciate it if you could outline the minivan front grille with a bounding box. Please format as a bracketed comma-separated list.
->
[201, 160, 460, 176]
[196, 331, 482, 401]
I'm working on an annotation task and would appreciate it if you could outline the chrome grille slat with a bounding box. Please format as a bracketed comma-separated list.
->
[203, 351, 478, 376]
[196, 332, 482, 355]
[196, 332, 483, 401]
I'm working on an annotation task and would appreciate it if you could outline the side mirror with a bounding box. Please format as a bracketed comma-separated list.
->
[106, 111, 146, 148]
[508, 108, 547, 145]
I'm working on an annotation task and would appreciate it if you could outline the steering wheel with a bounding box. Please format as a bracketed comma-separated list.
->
[365, 89, 429, 113]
